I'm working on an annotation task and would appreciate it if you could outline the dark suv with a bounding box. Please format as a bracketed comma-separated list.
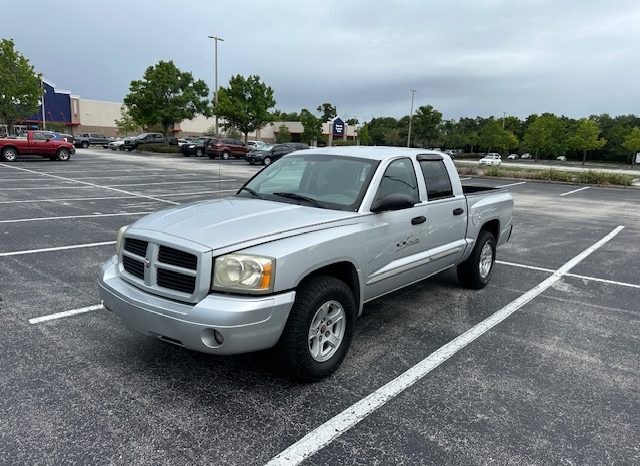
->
[74, 133, 110, 148]
[181, 137, 215, 157]
[123, 133, 166, 151]
[205, 138, 249, 159]
[245, 143, 306, 165]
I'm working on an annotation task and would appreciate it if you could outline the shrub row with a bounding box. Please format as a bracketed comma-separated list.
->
[459, 166, 634, 186]
[138, 144, 181, 153]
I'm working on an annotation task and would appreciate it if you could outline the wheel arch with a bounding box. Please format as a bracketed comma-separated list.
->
[298, 261, 362, 315]
[480, 219, 500, 242]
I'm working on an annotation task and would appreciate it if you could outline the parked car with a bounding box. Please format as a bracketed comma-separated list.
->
[556, 156, 567, 161]
[245, 144, 296, 165]
[285, 142, 310, 151]
[478, 154, 502, 166]
[520, 153, 532, 159]
[206, 138, 249, 159]
[0, 130, 75, 162]
[123, 133, 166, 151]
[177, 139, 189, 146]
[74, 132, 110, 148]
[181, 137, 215, 157]
[246, 140, 266, 149]
[98, 147, 513, 381]
[507, 153, 518, 160]
[109, 137, 133, 151]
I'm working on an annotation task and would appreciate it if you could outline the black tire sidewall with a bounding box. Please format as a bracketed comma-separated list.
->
[278, 276, 356, 381]
[458, 230, 496, 289]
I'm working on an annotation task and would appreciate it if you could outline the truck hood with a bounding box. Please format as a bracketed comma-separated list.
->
[130, 197, 358, 251]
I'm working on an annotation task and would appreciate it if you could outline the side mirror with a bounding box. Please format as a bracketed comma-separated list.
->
[371, 193, 416, 212]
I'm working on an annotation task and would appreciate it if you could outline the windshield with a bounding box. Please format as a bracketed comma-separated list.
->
[238, 153, 379, 211]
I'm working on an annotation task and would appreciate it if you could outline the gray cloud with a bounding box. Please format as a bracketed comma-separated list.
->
[2, 0, 639, 122]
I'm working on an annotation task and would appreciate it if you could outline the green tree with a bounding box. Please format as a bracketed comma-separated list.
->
[498, 130, 519, 154]
[368, 117, 399, 145]
[569, 119, 607, 165]
[523, 113, 567, 161]
[411, 105, 442, 147]
[114, 106, 139, 136]
[276, 123, 292, 143]
[478, 118, 503, 153]
[358, 123, 371, 145]
[300, 108, 323, 144]
[346, 118, 359, 125]
[0, 39, 42, 133]
[124, 60, 210, 135]
[317, 102, 337, 121]
[214, 74, 275, 141]
[622, 126, 640, 165]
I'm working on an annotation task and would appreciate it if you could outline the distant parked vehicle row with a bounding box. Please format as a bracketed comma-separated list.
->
[123, 133, 166, 151]
[74, 132, 110, 148]
[246, 142, 309, 165]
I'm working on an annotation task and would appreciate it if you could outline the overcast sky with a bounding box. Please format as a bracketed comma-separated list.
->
[2, 0, 639, 122]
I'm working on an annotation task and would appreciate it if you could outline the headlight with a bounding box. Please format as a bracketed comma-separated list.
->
[189, 144, 195, 148]
[115, 225, 129, 255]
[212, 254, 274, 294]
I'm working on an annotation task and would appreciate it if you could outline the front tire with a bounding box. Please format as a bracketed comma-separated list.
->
[1, 147, 18, 162]
[276, 275, 356, 381]
[196, 148, 203, 157]
[81, 141, 89, 149]
[457, 230, 496, 289]
[221, 150, 230, 160]
[263, 156, 272, 166]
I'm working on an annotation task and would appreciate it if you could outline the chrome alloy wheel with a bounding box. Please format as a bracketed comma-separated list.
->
[479, 242, 493, 279]
[3, 148, 17, 161]
[308, 300, 345, 362]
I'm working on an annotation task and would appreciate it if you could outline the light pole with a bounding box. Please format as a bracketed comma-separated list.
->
[40, 75, 46, 130]
[208, 35, 224, 136]
[407, 89, 416, 147]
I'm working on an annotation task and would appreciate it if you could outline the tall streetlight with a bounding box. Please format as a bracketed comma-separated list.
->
[208, 35, 224, 136]
[407, 89, 416, 147]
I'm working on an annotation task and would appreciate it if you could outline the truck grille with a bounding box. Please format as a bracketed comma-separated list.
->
[158, 245, 197, 270]
[157, 268, 196, 293]
[120, 236, 206, 303]
[122, 255, 144, 279]
[124, 238, 148, 256]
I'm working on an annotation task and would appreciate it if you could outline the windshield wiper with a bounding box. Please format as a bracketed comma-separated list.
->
[238, 187, 262, 199]
[272, 192, 326, 208]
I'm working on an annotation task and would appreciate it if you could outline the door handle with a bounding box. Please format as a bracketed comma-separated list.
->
[453, 208, 464, 216]
[411, 216, 426, 225]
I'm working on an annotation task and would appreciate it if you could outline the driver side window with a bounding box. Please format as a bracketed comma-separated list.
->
[373, 158, 419, 205]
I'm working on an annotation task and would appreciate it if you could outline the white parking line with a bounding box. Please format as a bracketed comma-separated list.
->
[560, 186, 590, 197]
[496, 260, 555, 273]
[496, 181, 527, 188]
[29, 304, 105, 324]
[266, 226, 625, 466]
[0, 196, 138, 204]
[0, 185, 97, 190]
[0, 241, 115, 257]
[107, 179, 235, 187]
[0, 211, 153, 224]
[0, 163, 179, 205]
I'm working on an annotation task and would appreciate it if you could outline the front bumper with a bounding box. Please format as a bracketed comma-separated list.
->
[98, 256, 296, 355]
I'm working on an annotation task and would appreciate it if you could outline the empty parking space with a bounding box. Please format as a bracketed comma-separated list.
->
[1, 149, 638, 465]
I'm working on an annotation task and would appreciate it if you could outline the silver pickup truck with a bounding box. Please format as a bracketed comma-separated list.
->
[99, 147, 513, 381]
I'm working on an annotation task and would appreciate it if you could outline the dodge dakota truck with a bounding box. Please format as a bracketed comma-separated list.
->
[99, 147, 513, 381]
[0, 130, 75, 162]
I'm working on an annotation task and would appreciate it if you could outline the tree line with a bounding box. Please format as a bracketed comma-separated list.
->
[2, 39, 639, 164]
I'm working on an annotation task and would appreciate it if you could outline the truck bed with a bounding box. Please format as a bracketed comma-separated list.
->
[462, 185, 505, 196]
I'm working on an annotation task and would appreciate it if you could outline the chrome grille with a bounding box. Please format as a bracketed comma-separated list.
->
[122, 255, 144, 279]
[119, 235, 207, 303]
[158, 245, 197, 270]
[124, 238, 148, 256]
[157, 268, 196, 293]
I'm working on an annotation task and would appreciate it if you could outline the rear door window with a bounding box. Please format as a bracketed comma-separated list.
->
[419, 160, 453, 200]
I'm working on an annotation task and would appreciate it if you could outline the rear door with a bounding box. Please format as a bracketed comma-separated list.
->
[417, 155, 467, 271]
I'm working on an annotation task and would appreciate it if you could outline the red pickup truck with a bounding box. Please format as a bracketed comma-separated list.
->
[0, 130, 75, 162]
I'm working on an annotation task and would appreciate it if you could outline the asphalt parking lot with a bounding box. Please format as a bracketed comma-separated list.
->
[1, 149, 638, 465]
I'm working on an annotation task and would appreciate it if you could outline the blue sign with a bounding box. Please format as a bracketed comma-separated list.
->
[332, 117, 345, 137]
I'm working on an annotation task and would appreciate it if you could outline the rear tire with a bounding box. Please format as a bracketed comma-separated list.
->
[1, 147, 18, 162]
[56, 148, 71, 161]
[276, 275, 356, 382]
[81, 141, 89, 149]
[264, 156, 272, 166]
[457, 230, 496, 289]
[221, 150, 230, 160]
[196, 148, 203, 157]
